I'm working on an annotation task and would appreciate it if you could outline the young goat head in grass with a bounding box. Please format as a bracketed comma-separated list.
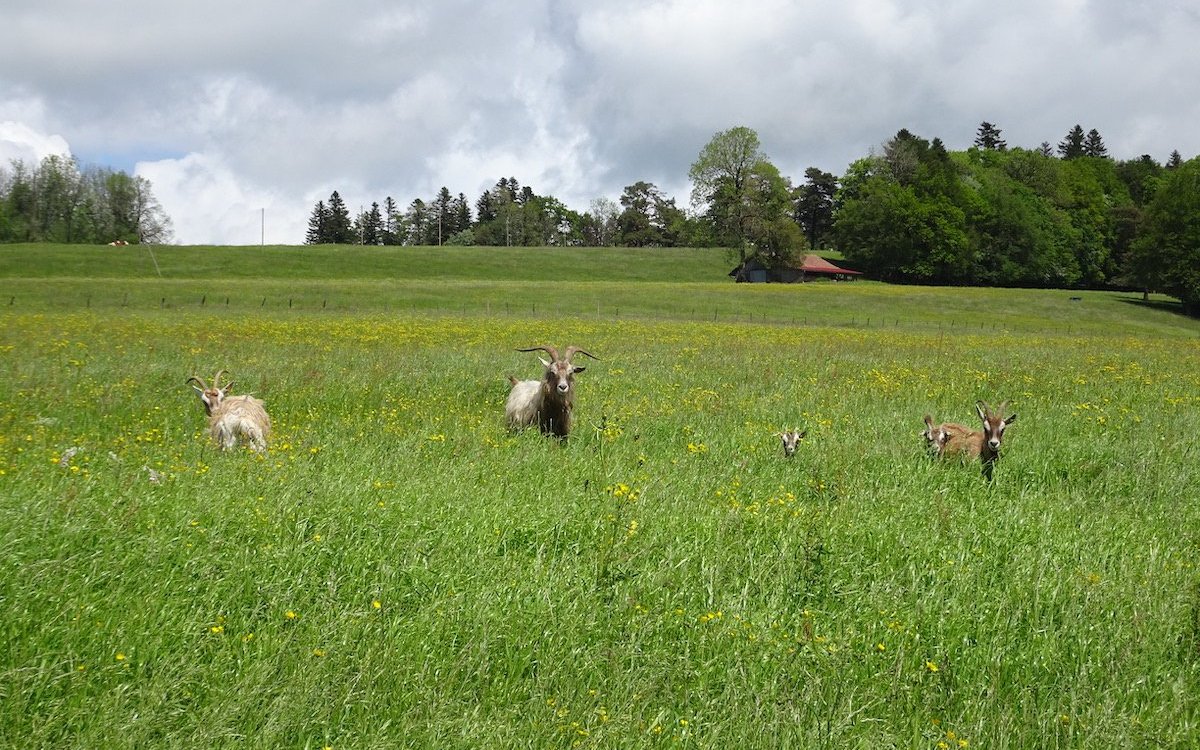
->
[779, 429, 807, 457]
[922, 414, 972, 457]
[187, 369, 271, 452]
[938, 400, 1017, 480]
[505, 345, 599, 440]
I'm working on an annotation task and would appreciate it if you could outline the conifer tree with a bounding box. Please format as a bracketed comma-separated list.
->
[305, 200, 329, 244]
[1083, 128, 1109, 158]
[325, 191, 353, 244]
[1057, 125, 1086, 159]
[973, 121, 1007, 151]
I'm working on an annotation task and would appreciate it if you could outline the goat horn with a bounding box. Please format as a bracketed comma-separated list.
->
[187, 375, 207, 389]
[517, 345, 559, 361]
[563, 346, 599, 362]
[213, 370, 228, 388]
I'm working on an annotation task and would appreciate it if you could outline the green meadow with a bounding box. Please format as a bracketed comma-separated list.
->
[2, 244, 1199, 748]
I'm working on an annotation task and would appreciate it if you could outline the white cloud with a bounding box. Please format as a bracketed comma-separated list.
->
[1, 0, 1199, 243]
[0, 120, 71, 165]
[136, 153, 312, 245]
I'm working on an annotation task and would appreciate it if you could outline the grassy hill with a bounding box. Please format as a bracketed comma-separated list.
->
[0, 243, 1194, 338]
[2, 243, 1199, 748]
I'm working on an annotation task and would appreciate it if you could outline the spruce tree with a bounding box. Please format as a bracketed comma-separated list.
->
[974, 121, 1007, 151]
[325, 191, 353, 244]
[381, 196, 400, 245]
[305, 200, 329, 244]
[1057, 125, 1086, 159]
[1083, 129, 1109, 158]
[1167, 150, 1183, 169]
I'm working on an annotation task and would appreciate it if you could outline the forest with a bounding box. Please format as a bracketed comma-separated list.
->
[0, 155, 173, 245]
[3, 122, 1198, 312]
[301, 123, 1199, 312]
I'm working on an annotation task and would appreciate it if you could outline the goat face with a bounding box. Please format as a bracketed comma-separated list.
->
[780, 429, 806, 457]
[976, 401, 1017, 454]
[539, 356, 585, 397]
[921, 415, 941, 449]
[187, 370, 235, 416]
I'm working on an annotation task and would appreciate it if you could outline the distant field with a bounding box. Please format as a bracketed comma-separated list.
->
[0, 243, 1193, 338]
[2, 244, 1199, 748]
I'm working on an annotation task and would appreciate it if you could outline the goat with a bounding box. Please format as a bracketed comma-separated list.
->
[505, 345, 598, 440]
[187, 370, 271, 452]
[779, 429, 806, 457]
[921, 414, 972, 457]
[939, 401, 1017, 480]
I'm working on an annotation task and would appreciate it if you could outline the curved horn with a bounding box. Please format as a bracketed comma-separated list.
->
[563, 346, 599, 362]
[187, 375, 208, 389]
[997, 400, 1010, 414]
[517, 345, 559, 361]
[213, 370, 228, 389]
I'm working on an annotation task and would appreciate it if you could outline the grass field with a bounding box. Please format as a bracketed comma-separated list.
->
[2, 244, 1200, 748]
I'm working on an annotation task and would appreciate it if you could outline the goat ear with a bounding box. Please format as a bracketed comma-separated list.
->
[924, 414, 934, 428]
[572, 365, 586, 374]
[1004, 412, 1017, 425]
[190, 383, 204, 395]
[223, 381, 235, 393]
[538, 357, 551, 368]
[797, 430, 807, 440]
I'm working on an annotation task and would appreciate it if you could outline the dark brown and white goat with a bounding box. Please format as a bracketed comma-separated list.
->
[505, 345, 598, 439]
[187, 370, 271, 452]
[938, 400, 1017, 479]
[779, 429, 806, 457]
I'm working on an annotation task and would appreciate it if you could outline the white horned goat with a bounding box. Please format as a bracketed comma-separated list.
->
[937, 400, 1018, 480]
[779, 429, 807, 458]
[187, 370, 271, 452]
[505, 345, 599, 440]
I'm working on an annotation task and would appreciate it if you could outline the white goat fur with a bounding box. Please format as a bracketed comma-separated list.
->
[188, 371, 271, 452]
[505, 378, 546, 431]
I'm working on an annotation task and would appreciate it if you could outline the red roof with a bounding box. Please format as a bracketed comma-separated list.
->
[795, 254, 861, 274]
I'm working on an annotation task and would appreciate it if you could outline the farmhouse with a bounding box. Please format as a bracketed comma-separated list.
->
[729, 254, 863, 283]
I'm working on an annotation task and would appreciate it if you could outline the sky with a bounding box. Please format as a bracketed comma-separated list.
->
[2, 0, 1198, 245]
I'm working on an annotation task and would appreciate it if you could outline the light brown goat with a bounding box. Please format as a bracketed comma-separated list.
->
[505, 345, 598, 440]
[921, 414, 972, 457]
[187, 370, 271, 452]
[938, 400, 1018, 480]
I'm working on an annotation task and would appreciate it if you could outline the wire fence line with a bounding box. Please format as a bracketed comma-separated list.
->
[1, 289, 1103, 336]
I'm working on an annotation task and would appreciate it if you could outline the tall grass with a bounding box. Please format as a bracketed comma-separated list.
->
[1, 246, 1199, 747]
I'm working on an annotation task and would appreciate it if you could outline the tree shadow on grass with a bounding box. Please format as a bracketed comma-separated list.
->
[1114, 293, 1196, 320]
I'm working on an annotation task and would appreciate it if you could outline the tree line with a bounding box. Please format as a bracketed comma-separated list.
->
[306, 122, 1198, 313]
[0, 155, 174, 244]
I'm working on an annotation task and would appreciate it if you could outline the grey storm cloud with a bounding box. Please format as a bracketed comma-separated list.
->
[2, 0, 1198, 243]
